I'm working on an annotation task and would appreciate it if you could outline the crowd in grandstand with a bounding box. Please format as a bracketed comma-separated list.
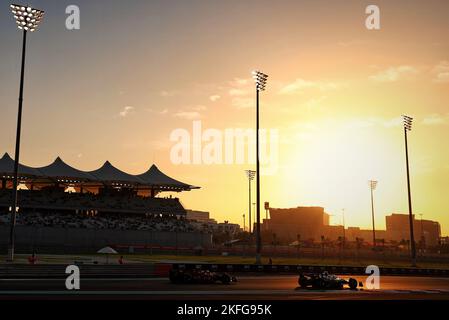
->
[0, 188, 185, 215]
[0, 211, 200, 233]
[0, 186, 225, 234]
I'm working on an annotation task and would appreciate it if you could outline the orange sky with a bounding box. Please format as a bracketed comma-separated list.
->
[0, 0, 448, 234]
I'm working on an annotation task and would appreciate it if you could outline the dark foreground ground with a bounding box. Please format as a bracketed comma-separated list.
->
[1, 275, 449, 300]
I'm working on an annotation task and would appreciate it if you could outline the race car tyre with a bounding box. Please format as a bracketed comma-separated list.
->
[220, 274, 231, 284]
[312, 278, 326, 289]
[298, 277, 308, 288]
[348, 278, 358, 290]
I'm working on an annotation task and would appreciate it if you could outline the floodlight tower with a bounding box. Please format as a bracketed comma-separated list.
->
[402, 114, 416, 266]
[8, 4, 44, 261]
[251, 70, 268, 265]
[368, 180, 378, 247]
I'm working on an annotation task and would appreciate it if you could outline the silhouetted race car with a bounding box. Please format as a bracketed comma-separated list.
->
[169, 268, 237, 285]
[298, 271, 360, 290]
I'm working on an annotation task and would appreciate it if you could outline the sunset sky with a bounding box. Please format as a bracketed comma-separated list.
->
[0, 0, 448, 234]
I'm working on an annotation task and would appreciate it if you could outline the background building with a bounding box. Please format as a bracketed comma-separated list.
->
[386, 213, 441, 247]
[186, 210, 217, 224]
[261, 206, 443, 247]
[262, 206, 329, 242]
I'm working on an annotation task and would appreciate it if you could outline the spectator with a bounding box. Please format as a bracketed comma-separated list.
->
[28, 252, 38, 265]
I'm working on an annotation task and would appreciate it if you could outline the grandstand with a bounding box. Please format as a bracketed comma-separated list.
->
[0, 153, 210, 252]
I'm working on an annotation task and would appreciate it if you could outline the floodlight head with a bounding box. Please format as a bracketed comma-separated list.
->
[402, 114, 413, 131]
[369, 180, 378, 190]
[245, 169, 256, 180]
[10, 4, 44, 32]
[252, 70, 269, 91]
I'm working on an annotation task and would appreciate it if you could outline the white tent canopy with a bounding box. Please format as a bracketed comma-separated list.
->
[97, 246, 118, 254]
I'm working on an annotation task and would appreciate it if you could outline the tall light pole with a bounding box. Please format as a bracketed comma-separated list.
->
[369, 180, 378, 247]
[252, 70, 268, 265]
[252, 202, 256, 235]
[245, 170, 255, 233]
[341, 208, 346, 248]
[419, 213, 424, 239]
[402, 114, 416, 266]
[7, 4, 45, 262]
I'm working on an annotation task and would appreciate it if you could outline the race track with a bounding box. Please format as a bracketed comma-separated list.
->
[1, 275, 449, 300]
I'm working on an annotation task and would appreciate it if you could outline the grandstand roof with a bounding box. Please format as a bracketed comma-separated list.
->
[38, 157, 97, 181]
[137, 165, 196, 189]
[0, 153, 42, 177]
[0, 153, 198, 191]
[89, 161, 143, 184]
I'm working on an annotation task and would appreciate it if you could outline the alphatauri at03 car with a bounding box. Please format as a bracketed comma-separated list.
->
[169, 268, 237, 285]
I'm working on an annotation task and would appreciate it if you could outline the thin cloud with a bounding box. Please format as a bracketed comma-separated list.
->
[119, 106, 135, 117]
[432, 61, 449, 83]
[228, 78, 252, 96]
[345, 116, 402, 129]
[160, 90, 177, 97]
[231, 97, 253, 109]
[226, 77, 255, 108]
[369, 65, 418, 82]
[229, 78, 250, 87]
[422, 113, 449, 125]
[279, 78, 340, 94]
[147, 108, 169, 115]
[229, 88, 249, 96]
[209, 95, 221, 102]
[192, 105, 207, 111]
[173, 111, 202, 120]
[304, 96, 327, 109]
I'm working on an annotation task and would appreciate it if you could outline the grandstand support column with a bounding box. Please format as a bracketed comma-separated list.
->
[8, 30, 28, 262]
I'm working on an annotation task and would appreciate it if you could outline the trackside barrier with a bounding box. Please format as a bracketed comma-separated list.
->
[172, 263, 449, 277]
[1, 263, 448, 278]
[0, 264, 169, 279]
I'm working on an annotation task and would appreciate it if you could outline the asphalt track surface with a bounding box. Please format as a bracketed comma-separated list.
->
[1, 275, 449, 300]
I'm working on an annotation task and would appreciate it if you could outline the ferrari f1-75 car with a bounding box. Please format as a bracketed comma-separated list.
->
[298, 271, 360, 290]
[169, 268, 237, 285]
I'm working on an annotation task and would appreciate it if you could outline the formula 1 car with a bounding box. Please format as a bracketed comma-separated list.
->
[169, 268, 237, 285]
[298, 271, 360, 290]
